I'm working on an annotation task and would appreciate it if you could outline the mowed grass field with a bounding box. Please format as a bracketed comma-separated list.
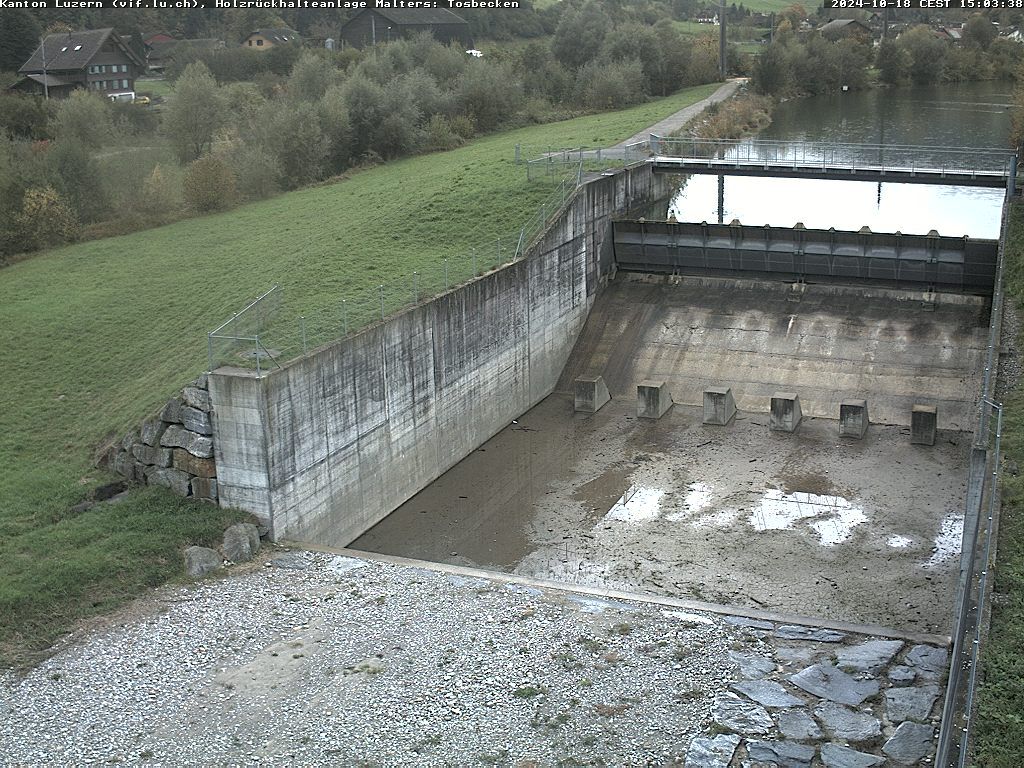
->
[0, 83, 720, 666]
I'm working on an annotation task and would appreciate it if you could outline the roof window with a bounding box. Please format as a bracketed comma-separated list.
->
[61, 46, 68, 52]
[74, 45, 82, 50]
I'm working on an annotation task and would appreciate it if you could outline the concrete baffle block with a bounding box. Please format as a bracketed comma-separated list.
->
[770, 392, 802, 433]
[911, 404, 938, 446]
[637, 380, 673, 419]
[839, 399, 869, 439]
[575, 375, 611, 414]
[703, 387, 736, 426]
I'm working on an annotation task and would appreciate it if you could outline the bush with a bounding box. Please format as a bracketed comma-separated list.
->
[0, 93, 54, 141]
[137, 163, 183, 219]
[15, 186, 79, 251]
[423, 115, 465, 152]
[575, 58, 647, 111]
[220, 144, 279, 201]
[182, 154, 237, 213]
[53, 91, 114, 149]
[456, 59, 523, 132]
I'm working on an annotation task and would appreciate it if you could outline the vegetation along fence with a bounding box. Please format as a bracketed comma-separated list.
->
[207, 166, 586, 372]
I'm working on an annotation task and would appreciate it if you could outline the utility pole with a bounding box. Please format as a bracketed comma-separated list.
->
[719, 0, 728, 81]
[41, 33, 49, 100]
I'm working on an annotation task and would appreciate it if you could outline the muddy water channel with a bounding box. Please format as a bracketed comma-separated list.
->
[352, 397, 967, 635]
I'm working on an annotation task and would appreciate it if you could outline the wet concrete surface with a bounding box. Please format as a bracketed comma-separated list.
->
[350, 395, 968, 636]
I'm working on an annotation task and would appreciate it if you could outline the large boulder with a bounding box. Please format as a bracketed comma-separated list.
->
[190, 477, 218, 501]
[145, 466, 192, 496]
[172, 449, 216, 478]
[140, 418, 168, 447]
[161, 426, 214, 458]
[222, 522, 261, 563]
[132, 443, 172, 468]
[182, 386, 212, 412]
[160, 397, 183, 423]
[180, 406, 213, 436]
[184, 546, 221, 579]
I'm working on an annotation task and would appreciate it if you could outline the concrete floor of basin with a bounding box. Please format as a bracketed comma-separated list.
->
[350, 394, 968, 636]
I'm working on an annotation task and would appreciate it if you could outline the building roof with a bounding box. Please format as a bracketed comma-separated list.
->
[246, 28, 300, 44]
[20, 28, 143, 73]
[366, 8, 468, 25]
[819, 19, 871, 36]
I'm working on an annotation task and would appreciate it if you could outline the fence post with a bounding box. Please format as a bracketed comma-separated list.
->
[515, 143, 521, 164]
[472, 249, 478, 277]
[341, 299, 348, 336]
[255, 334, 262, 378]
[413, 271, 419, 303]
[379, 284, 385, 320]
[497, 237, 501, 266]
[300, 316, 307, 355]
[444, 258, 449, 290]
[207, 332, 214, 373]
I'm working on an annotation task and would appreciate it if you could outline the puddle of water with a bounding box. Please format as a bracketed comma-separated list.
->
[667, 482, 716, 522]
[888, 535, 914, 549]
[925, 513, 964, 568]
[685, 482, 714, 512]
[748, 489, 867, 546]
[605, 485, 665, 523]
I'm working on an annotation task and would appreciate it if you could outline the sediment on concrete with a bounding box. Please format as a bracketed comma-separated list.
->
[210, 164, 672, 543]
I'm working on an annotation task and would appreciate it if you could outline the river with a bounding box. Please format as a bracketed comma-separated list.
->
[657, 81, 1013, 238]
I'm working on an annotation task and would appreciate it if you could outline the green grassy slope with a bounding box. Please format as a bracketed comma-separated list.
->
[0, 83, 719, 665]
[975, 202, 1024, 767]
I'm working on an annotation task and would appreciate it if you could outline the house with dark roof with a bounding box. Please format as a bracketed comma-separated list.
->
[10, 28, 144, 99]
[242, 28, 301, 49]
[818, 18, 873, 42]
[339, 8, 472, 49]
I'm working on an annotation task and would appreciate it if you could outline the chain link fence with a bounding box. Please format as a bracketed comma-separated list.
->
[207, 166, 585, 373]
[517, 140, 652, 181]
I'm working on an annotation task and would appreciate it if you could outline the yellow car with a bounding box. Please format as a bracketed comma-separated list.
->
[132, 95, 151, 106]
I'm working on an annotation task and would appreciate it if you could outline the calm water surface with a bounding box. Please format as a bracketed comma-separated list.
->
[661, 82, 1013, 238]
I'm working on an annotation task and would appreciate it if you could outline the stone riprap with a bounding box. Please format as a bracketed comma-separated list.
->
[0, 550, 950, 766]
[104, 375, 217, 503]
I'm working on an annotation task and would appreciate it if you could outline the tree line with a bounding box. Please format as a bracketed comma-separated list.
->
[753, 15, 1023, 98]
[0, 23, 725, 259]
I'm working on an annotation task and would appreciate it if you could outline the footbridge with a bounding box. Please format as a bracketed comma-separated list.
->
[649, 137, 1018, 191]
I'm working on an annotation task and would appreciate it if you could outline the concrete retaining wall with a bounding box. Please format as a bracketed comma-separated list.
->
[209, 164, 670, 543]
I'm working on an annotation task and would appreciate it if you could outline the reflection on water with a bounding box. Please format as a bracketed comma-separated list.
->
[925, 513, 964, 568]
[664, 176, 1004, 238]
[748, 489, 868, 547]
[657, 81, 1010, 238]
[605, 485, 665, 523]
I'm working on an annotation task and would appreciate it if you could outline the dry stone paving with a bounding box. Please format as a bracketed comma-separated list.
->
[0, 551, 948, 766]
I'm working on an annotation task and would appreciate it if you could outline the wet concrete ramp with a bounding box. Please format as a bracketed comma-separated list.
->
[557, 276, 989, 429]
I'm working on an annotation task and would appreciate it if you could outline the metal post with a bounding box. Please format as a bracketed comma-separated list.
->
[497, 238, 501, 266]
[207, 332, 214, 373]
[472, 249, 477, 277]
[413, 271, 419, 303]
[444, 258, 449, 289]
[379, 284, 385, 320]
[255, 335, 262, 377]
[300, 316, 307, 355]
[515, 144, 521, 164]
[1008, 153, 1017, 200]
[341, 299, 348, 336]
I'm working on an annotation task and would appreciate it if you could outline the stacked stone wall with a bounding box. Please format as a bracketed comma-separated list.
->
[105, 375, 217, 502]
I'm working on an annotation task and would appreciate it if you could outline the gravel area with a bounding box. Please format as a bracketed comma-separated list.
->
[0, 549, 742, 767]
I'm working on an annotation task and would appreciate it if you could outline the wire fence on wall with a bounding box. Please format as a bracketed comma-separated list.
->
[206, 166, 586, 373]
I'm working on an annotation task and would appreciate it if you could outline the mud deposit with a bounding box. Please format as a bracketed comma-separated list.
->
[351, 397, 968, 635]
